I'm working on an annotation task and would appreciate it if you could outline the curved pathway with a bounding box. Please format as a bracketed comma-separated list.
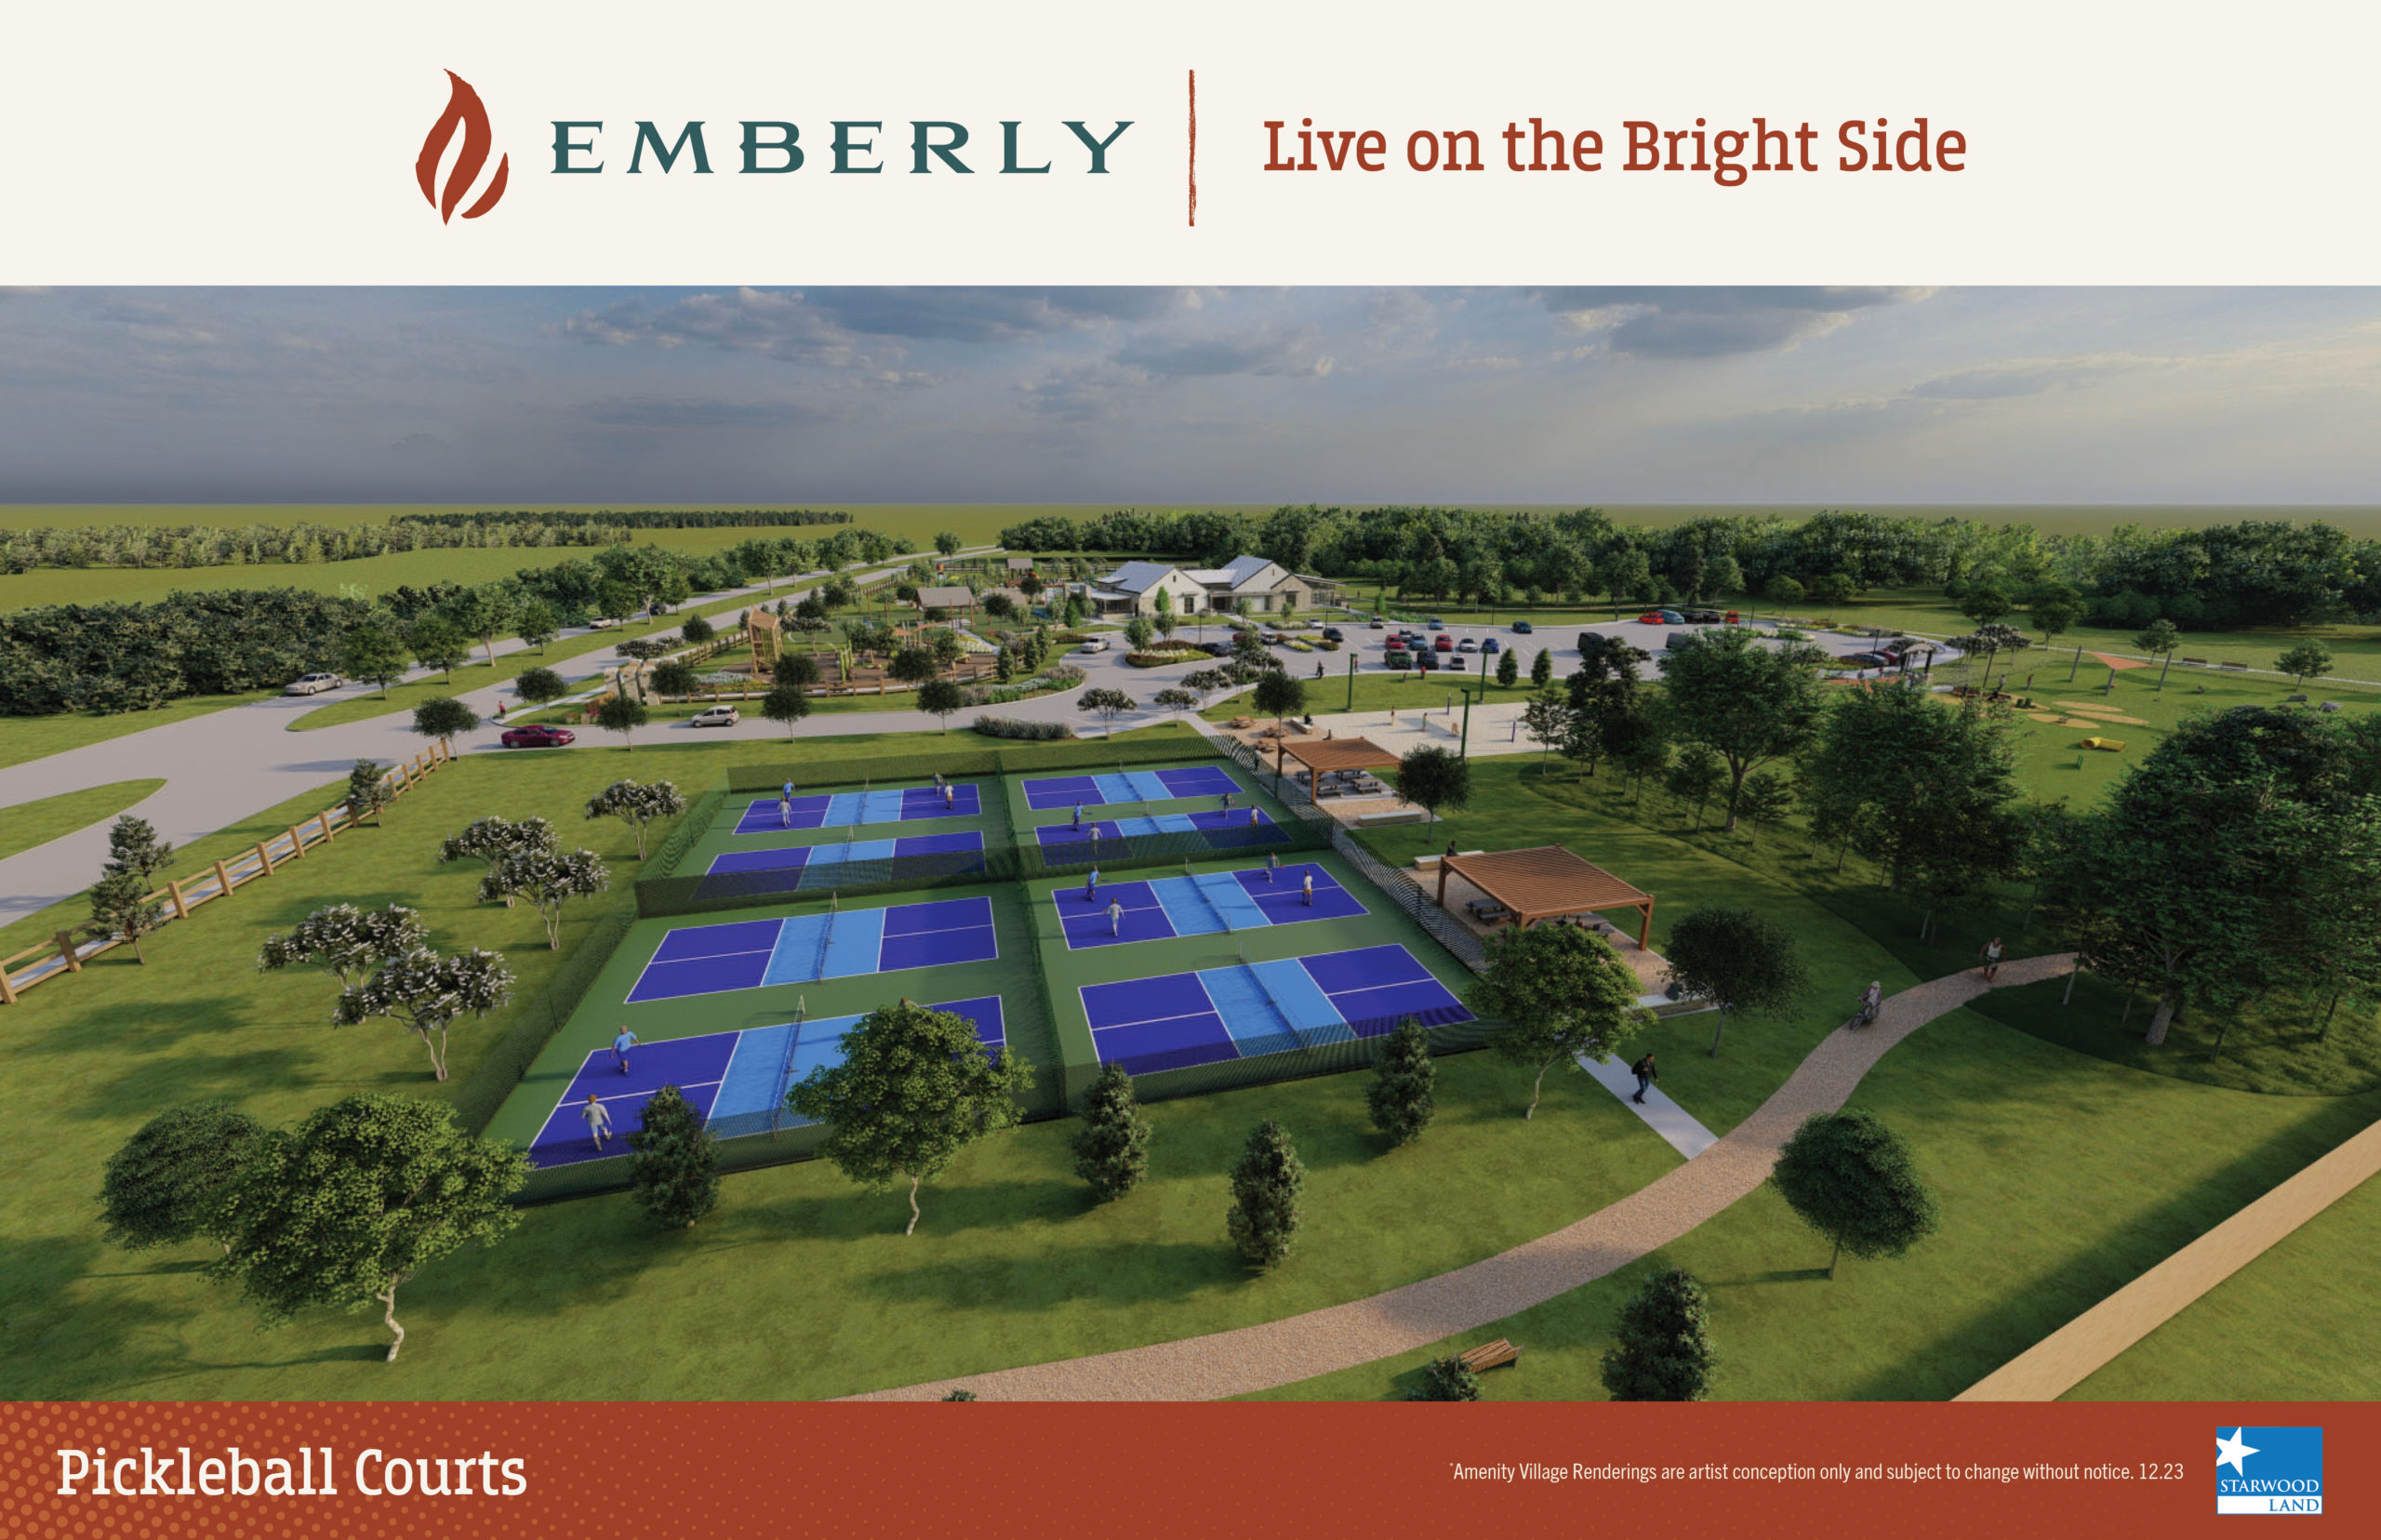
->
[846, 951, 2075, 1401]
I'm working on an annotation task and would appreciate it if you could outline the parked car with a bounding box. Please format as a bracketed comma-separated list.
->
[1201, 640, 1234, 657]
[1444, 654, 1468, 670]
[1259, 631, 1283, 644]
[1433, 634, 1454, 652]
[1481, 638, 1502, 654]
[1457, 637, 1479, 653]
[283, 672, 342, 696]
[1511, 619, 1534, 633]
[1638, 613, 1668, 625]
[500, 724, 575, 749]
[1078, 637, 1109, 654]
[587, 617, 619, 631]
[1657, 609, 1687, 624]
[1837, 652, 1892, 669]
[1385, 648, 1411, 669]
[1368, 617, 1385, 630]
[1681, 608, 1723, 625]
[1415, 651, 1440, 671]
[1427, 617, 1444, 630]
[690, 704, 740, 727]
[1321, 627, 1345, 642]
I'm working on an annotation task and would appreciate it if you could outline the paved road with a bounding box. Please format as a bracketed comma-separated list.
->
[0, 591, 1917, 923]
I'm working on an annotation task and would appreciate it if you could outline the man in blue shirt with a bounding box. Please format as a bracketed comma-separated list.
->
[612, 1028, 642, 1075]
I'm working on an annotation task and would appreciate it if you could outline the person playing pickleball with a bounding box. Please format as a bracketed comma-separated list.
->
[1301, 870, 1314, 907]
[611, 1028, 641, 1076]
[581, 1093, 614, 1150]
[1107, 899, 1124, 936]
[778, 792, 791, 828]
[1266, 852, 1281, 883]
[1084, 867, 1100, 903]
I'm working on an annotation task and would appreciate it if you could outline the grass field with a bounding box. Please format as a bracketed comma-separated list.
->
[1244, 1009, 2380, 1401]
[0, 778, 166, 865]
[0, 692, 278, 773]
[2061, 1162, 2381, 1401]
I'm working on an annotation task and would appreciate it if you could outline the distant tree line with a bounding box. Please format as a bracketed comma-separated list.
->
[0, 528, 913, 716]
[0, 509, 857, 575]
[399, 508, 852, 530]
[999, 507, 2381, 630]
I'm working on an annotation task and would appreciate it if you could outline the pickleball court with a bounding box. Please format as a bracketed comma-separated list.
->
[1079, 943, 1473, 1075]
[624, 896, 1000, 1002]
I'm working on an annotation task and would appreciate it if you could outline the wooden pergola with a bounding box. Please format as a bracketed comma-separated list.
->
[1435, 845, 1655, 950]
[1272, 736, 1403, 800]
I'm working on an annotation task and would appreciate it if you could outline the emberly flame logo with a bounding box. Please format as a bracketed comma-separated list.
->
[416, 71, 509, 222]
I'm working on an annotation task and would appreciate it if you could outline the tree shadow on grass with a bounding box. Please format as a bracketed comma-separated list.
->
[849, 1238, 1232, 1311]
[1838, 1089, 2380, 1401]
[0, 1232, 206, 1400]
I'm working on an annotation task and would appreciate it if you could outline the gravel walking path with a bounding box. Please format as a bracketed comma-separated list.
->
[845, 951, 2075, 1401]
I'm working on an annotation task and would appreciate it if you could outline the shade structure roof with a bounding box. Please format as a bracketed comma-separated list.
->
[1274, 736, 1403, 774]
[1436, 844, 1656, 949]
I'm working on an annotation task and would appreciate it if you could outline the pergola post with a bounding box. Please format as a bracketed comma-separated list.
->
[1436, 860, 1450, 909]
[1638, 898, 1654, 952]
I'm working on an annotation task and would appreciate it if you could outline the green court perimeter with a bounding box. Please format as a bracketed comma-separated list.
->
[486, 753, 1491, 1191]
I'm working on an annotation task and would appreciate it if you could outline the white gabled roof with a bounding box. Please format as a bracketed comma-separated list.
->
[1100, 560, 1182, 593]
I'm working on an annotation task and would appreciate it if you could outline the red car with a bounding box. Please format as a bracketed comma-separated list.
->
[500, 724, 575, 749]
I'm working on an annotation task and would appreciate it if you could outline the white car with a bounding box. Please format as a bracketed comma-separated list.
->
[587, 617, 620, 631]
[1078, 638, 1110, 654]
[284, 672, 342, 696]
[689, 705, 740, 728]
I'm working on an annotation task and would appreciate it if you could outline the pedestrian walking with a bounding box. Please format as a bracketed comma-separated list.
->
[1314, 660, 1324, 679]
[611, 1028, 641, 1075]
[1300, 870, 1314, 907]
[1979, 936, 2004, 981]
[1084, 867, 1100, 903]
[1107, 899, 1124, 936]
[1629, 1054, 1657, 1105]
[581, 1094, 613, 1150]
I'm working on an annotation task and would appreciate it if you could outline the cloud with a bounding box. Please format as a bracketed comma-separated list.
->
[1525, 285, 1935, 358]
[564, 288, 870, 365]
[1113, 327, 1332, 379]
[1907, 355, 2155, 400]
[576, 395, 819, 429]
[805, 286, 1198, 342]
[562, 285, 1205, 365]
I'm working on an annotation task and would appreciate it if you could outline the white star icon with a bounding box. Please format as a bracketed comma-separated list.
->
[2217, 1428, 2260, 1475]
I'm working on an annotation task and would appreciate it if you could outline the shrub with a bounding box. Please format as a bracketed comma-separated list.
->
[1225, 1120, 1304, 1268]
[1125, 648, 1204, 668]
[1411, 1355, 1482, 1401]
[973, 714, 1073, 740]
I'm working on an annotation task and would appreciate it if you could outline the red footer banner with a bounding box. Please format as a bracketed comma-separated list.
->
[3, 1401, 2361, 1537]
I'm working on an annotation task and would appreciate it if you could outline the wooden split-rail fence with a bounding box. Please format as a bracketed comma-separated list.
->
[0, 740, 457, 1007]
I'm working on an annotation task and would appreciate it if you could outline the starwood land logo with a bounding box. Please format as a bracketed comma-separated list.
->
[416, 70, 509, 223]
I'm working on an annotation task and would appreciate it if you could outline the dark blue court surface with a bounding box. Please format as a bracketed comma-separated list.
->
[1020, 764, 1242, 811]
[1034, 807, 1285, 866]
[623, 896, 1000, 1002]
[703, 831, 986, 890]
[732, 783, 981, 835]
[1055, 862, 1365, 949]
[527, 995, 1007, 1165]
[1079, 943, 1472, 1075]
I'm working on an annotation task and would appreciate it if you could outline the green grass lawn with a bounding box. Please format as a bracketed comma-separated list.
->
[1245, 1010, 2381, 1402]
[0, 779, 166, 864]
[2061, 1162, 2381, 1401]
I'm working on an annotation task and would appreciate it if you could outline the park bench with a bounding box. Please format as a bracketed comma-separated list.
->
[2181, 657, 2208, 667]
[1457, 1339, 1521, 1374]
[2218, 661, 2250, 670]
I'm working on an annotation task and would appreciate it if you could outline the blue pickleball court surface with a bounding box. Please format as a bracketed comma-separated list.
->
[1079, 943, 1472, 1075]
[731, 783, 982, 835]
[623, 896, 1000, 1002]
[1019, 764, 1243, 811]
[1053, 862, 1366, 949]
[1033, 807, 1286, 865]
[528, 995, 1008, 1165]
[704, 831, 986, 887]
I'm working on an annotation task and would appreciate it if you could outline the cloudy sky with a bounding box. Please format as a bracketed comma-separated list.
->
[3, 286, 2379, 504]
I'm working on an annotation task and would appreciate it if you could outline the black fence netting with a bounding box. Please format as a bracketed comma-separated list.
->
[723, 737, 1225, 794]
[454, 906, 639, 1137]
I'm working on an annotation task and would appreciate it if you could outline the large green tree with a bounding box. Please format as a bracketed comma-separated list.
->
[410, 696, 481, 750]
[98, 1103, 265, 1255]
[2042, 706, 2381, 1044]
[1600, 1268, 1721, 1401]
[209, 1095, 527, 1360]
[1770, 1109, 1939, 1280]
[1397, 744, 1471, 831]
[331, 947, 515, 1081]
[1802, 680, 2027, 902]
[339, 621, 410, 698]
[1656, 626, 1829, 829]
[478, 847, 609, 949]
[1071, 1062, 1152, 1201]
[1225, 1120, 1305, 1268]
[1563, 634, 1650, 776]
[1662, 904, 1808, 1056]
[1470, 923, 1652, 1119]
[628, 1085, 720, 1229]
[1365, 1019, 1438, 1146]
[258, 902, 428, 989]
[789, 1001, 1033, 1234]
